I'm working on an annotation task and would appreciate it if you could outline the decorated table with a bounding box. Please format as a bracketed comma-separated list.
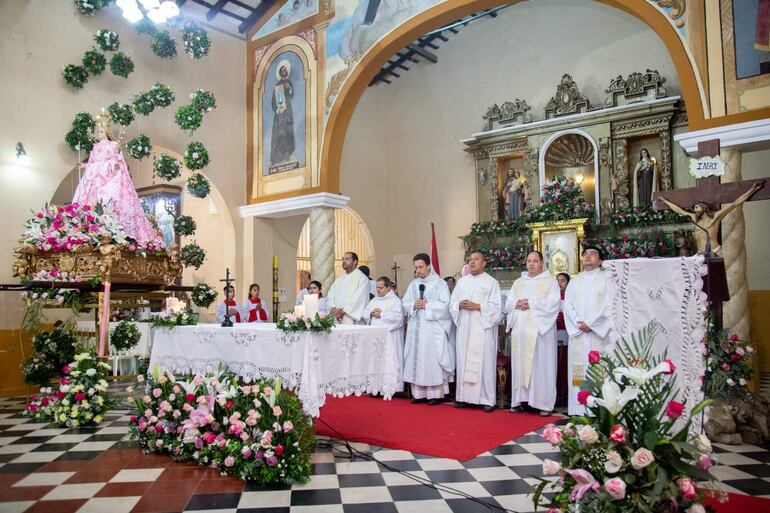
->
[149, 323, 397, 416]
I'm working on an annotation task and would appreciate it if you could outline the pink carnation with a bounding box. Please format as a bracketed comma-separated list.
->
[542, 425, 562, 446]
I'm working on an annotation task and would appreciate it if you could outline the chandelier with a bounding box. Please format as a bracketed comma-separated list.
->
[116, 0, 180, 24]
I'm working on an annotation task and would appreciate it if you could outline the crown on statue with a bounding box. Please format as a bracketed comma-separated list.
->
[95, 109, 121, 142]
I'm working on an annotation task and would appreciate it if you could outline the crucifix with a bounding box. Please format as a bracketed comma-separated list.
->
[219, 267, 235, 328]
[390, 261, 400, 292]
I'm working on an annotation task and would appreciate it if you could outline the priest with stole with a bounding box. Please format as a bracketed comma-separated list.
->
[450, 251, 502, 412]
[505, 251, 561, 415]
[403, 253, 455, 405]
[564, 246, 617, 415]
[327, 251, 371, 325]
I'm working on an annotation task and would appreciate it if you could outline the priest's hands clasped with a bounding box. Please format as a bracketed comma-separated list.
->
[459, 299, 481, 311]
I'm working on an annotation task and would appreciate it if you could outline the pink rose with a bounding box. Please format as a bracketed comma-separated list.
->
[62, 365, 71, 374]
[224, 455, 235, 467]
[542, 425, 562, 446]
[283, 421, 294, 433]
[609, 424, 626, 444]
[272, 406, 282, 417]
[697, 455, 713, 470]
[588, 351, 601, 364]
[542, 459, 561, 475]
[631, 448, 655, 470]
[152, 388, 162, 398]
[241, 447, 252, 459]
[577, 390, 591, 405]
[663, 358, 676, 374]
[604, 477, 627, 500]
[678, 478, 697, 501]
[665, 400, 684, 419]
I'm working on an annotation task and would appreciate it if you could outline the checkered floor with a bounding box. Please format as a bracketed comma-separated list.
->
[0, 393, 768, 513]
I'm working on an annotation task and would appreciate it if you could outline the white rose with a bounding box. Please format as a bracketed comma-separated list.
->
[687, 505, 706, 513]
[631, 448, 655, 470]
[60, 385, 70, 393]
[542, 459, 561, 475]
[86, 368, 96, 376]
[605, 450, 623, 474]
[578, 425, 599, 445]
[694, 434, 712, 454]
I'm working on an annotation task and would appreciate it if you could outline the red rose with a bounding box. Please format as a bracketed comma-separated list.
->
[186, 394, 195, 403]
[730, 334, 738, 342]
[731, 354, 741, 362]
[663, 359, 676, 375]
[577, 390, 591, 406]
[226, 401, 234, 409]
[665, 400, 684, 419]
[274, 444, 284, 456]
[74, 392, 85, 401]
[588, 351, 601, 364]
[56, 390, 65, 400]
[130, 416, 137, 424]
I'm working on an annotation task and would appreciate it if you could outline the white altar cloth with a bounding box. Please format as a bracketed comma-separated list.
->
[149, 323, 398, 416]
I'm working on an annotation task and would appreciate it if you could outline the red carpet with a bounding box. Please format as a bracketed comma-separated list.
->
[315, 395, 560, 461]
[707, 492, 770, 512]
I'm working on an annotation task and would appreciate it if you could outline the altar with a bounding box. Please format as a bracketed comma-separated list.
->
[149, 323, 398, 416]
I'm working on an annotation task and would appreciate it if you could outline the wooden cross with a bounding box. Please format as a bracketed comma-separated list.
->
[219, 267, 235, 327]
[390, 261, 401, 291]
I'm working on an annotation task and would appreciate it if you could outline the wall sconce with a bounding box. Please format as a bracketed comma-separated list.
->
[573, 172, 585, 185]
[15, 142, 30, 165]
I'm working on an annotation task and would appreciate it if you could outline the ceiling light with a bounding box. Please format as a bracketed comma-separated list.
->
[116, 0, 137, 9]
[139, 0, 161, 9]
[122, 7, 144, 23]
[146, 8, 168, 23]
[573, 173, 585, 185]
[159, 1, 180, 18]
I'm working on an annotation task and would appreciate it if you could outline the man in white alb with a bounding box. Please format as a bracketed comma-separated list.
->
[450, 251, 502, 412]
[327, 251, 371, 325]
[564, 246, 617, 415]
[505, 251, 561, 416]
[403, 253, 454, 405]
[364, 276, 405, 393]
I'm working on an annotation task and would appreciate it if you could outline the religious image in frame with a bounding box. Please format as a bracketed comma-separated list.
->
[262, 50, 307, 176]
[732, 0, 770, 78]
[137, 185, 182, 249]
[527, 218, 588, 276]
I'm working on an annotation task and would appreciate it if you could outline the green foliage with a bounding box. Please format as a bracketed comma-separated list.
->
[149, 83, 175, 107]
[154, 155, 181, 181]
[705, 324, 754, 401]
[111, 321, 141, 352]
[127, 134, 152, 160]
[184, 142, 210, 170]
[94, 29, 120, 52]
[63, 64, 89, 89]
[134, 18, 157, 36]
[74, 0, 110, 16]
[109, 52, 134, 78]
[152, 31, 177, 60]
[107, 102, 135, 127]
[175, 103, 203, 133]
[22, 356, 56, 387]
[64, 112, 96, 153]
[277, 312, 335, 334]
[180, 242, 206, 269]
[33, 329, 77, 372]
[191, 283, 217, 308]
[132, 92, 156, 116]
[174, 215, 197, 236]
[190, 89, 216, 112]
[82, 49, 107, 75]
[187, 173, 211, 198]
[182, 21, 211, 59]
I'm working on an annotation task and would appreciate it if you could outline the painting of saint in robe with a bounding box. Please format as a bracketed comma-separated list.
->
[262, 51, 306, 175]
[271, 63, 295, 165]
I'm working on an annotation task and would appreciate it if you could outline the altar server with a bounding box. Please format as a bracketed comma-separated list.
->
[450, 251, 502, 412]
[242, 283, 270, 323]
[296, 271, 311, 306]
[364, 277, 405, 392]
[216, 285, 242, 324]
[307, 280, 330, 314]
[327, 251, 371, 324]
[403, 253, 455, 405]
[564, 246, 617, 415]
[505, 251, 561, 415]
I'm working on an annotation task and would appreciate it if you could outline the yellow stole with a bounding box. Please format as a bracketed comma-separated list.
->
[511, 276, 553, 387]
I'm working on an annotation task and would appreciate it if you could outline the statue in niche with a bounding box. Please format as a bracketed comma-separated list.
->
[503, 169, 526, 219]
[633, 148, 658, 207]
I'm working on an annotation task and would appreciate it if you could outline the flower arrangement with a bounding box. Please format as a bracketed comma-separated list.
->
[191, 283, 218, 309]
[131, 240, 167, 257]
[127, 134, 152, 160]
[109, 52, 135, 78]
[111, 320, 141, 352]
[154, 155, 182, 181]
[110, 308, 138, 322]
[174, 215, 196, 236]
[24, 352, 114, 428]
[22, 357, 56, 387]
[94, 29, 120, 52]
[175, 103, 203, 133]
[21, 202, 129, 253]
[182, 21, 212, 59]
[64, 112, 96, 153]
[610, 205, 690, 229]
[21, 269, 88, 308]
[184, 142, 210, 170]
[468, 217, 529, 238]
[150, 298, 199, 328]
[533, 322, 715, 513]
[187, 173, 211, 198]
[149, 82, 175, 108]
[132, 92, 156, 116]
[152, 31, 178, 60]
[523, 175, 595, 225]
[107, 102, 135, 127]
[33, 329, 77, 372]
[128, 369, 313, 484]
[483, 243, 531, 269]
[180, 242, 206, 269]
[586, 231, 675, 260]
[63, 64, 89, 89]
[277, 312, 334, 334]
[190, 89, 216, 113]
[74, 0, 109, 16]
[705, 326, 754, 401]
[135, 18, 157, 36]
[82, 49, 107, 75]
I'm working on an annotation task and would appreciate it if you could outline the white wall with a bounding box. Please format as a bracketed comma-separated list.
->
[339, 0, 682, 278]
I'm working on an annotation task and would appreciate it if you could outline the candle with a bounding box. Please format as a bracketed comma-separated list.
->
[273, 256, 279, 268]
[303, 293, 319, 319]
[293, 305, 305, 318]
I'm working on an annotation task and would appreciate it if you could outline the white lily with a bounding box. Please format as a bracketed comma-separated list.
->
[591, 379, 640, 415]
[614, 361, 671, 385]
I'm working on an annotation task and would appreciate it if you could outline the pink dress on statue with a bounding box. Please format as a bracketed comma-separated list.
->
[72, 139, 164, 247]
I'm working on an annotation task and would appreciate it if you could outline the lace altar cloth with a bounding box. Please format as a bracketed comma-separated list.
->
[149, 323, 398, 417]
[603, 256, 708, 432]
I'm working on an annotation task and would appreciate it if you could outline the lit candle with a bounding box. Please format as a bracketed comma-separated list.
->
[303, 293, 319, 319]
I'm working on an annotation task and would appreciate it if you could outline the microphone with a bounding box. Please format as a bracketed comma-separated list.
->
[418, 284, 425, 300]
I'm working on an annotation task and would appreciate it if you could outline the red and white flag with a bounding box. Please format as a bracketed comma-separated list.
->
[430, 222, 441, 275]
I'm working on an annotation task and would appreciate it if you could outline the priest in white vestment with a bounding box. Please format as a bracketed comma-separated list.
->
[364, 277, 405, 392]
[403, 253, 455, 405]
[327, 251, 371, 325]
[505, 251, 561, 415]
[564, 246, 618, 416]
[450, 251, 502, 412]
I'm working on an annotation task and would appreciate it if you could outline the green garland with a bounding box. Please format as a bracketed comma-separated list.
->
[180, 242, 206, 269]
[610, 205, 690, 229]
[107, 102, 135, 127]
[82, 49, 107, 75]
[63, 64, 89, 89]
[150, 310, 199, 329]
[110, 52, 135, 78]
[149, 83, 175, 108]
[127, 134, 152, 160]
[33, 329, 77, 372]
[182, 21, 211, 59]
[174, 215, 196, 236]
[154, 155, 181, 181]
[190, 89, 216, 113]
[94, 29, 120, 52]
[175, 104, 203, 133]
[111, 321, 140, 352]
[187, 173, 211, 198]
[191, 283, 217, 308]
[277, 312, 335, 334]
[152, 31, 178, 60]
[74, 0, 109, 16]
[64, 112, 97, 153]
[184, 142, 210, 170]
[132, 92, 155, 116]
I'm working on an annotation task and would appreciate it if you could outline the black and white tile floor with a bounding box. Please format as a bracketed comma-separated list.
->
[0, 391, 767, 513]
